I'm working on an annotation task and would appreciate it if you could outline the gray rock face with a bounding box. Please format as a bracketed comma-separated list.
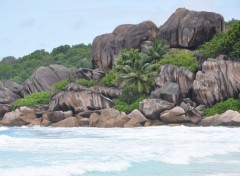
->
[160, 106, 187, 123]
[86, 108, 129, 128]
[49, 91, 114, 113]
[155, 65, 194, 100]
[160, 106, 202, 124]
[151, 82, 179, 104]
[92, 21, 158, 71]
[199, 110, 240, 126]
[185, 108, 203, 124]
[89, 86, 121, 99]
[52, 117, 79, 127]
[21, 64, 71, 96]
[73, 68, 105, 80]
[0, 81, 19, 118]
[87, 108, 147, 128]
[78, 117, 89, 126]
[139, 99, 175, 119]
[193, 59, 240, 107]
[67, 83, 121, 99]
[1, 109, 37, 126]
[47, 111, 72, 123]
[144, 120, 166, 127]
[2, 80, 23, 95]
[179, 102, 203, 124]
[0, 81, 20, 104]
[0, 104, 11, 119]
[158, 8, 224, 48]
[89, 113, 100, 127]
[1, 110, 25, 126]
[124, 109, 147, 128]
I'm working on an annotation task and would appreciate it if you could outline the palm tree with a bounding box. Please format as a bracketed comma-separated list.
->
[116, 49, 157, 94]
[143, 39, 167, 63]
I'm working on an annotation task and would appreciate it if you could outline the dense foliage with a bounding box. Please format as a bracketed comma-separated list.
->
[100, 70, 117, 87]
[111, 39, 169, 112]
[142, 39, 167, 62]
[225, 18, 240, 31]
[200, 21, 240, 59]
[113, 95, 146, 113]
[12, 91, 51, 109]
[113, 86, 146, 113]
[156, 49, 198, 72]
[53, 79, 71, 92]
[116, 48, 157, 94]
[0, 44, 92, 83]
[203, 98, 240, 117]
[77, 79, 97, 87]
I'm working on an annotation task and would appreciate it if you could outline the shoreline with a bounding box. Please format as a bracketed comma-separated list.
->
[1, 107, 240, 128]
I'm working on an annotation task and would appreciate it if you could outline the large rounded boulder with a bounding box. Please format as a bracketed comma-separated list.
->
[49, 91, 114, 113]
[199, 110, 240, 126]
[21, 64, 71, 96]
[158, 8, 224, 48]
[92, 21, 158, 71]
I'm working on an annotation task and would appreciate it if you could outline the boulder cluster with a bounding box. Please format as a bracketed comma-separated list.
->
[1, 57, 240, 127]
[92, 8, 224, 71]
[1, 8, 239, 128]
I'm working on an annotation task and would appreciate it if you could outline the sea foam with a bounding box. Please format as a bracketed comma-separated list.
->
[0, 126, 240, 176]
[0, 126, 9, 131]
[0, 161, 130, 176]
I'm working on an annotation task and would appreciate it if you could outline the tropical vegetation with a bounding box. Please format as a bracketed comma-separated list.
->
[199, 21, 240, 59]
[0, 44, 92, 83]
[156, 49, 198, 72]
[12, 91, 52, 109]
[203, 98, 240, 117]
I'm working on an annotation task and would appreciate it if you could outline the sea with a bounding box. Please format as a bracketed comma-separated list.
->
[0, 126, 240, 176]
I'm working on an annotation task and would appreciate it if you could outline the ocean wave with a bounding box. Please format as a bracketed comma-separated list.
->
[0, 127, 9, 131]
[0, 161, 130, 176]
[207, 173, 240, 176]
[0, 126, 240, 167]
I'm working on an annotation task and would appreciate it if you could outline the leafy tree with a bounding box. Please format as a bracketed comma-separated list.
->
[1, 56, 17, 64]
[51, 45, 71, 56]
[200, 22, 240, 59]
[156, 49, 198, 72]
[0, 43, 92, 83]
[225, 18, 240, 31]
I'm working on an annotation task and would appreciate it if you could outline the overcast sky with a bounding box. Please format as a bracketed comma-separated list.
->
[0, 0, 239, 59]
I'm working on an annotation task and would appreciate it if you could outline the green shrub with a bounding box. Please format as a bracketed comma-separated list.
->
[100, 69, 117, 87]
[77, 79, 97, 87]
[113, 95, 146, 114]
[118, 85, 144, 104]
[156, 49, 199, 72]
[203, 98, 240, 117]
[53, 79, 70, 92]
[12, 91, 51, 109]
[200, 22, 240, 58]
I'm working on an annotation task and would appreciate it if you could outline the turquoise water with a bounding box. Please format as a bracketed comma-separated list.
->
[0, 126, 240, 176]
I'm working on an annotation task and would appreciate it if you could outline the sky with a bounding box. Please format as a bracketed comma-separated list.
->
[0, 0, 240, 59]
